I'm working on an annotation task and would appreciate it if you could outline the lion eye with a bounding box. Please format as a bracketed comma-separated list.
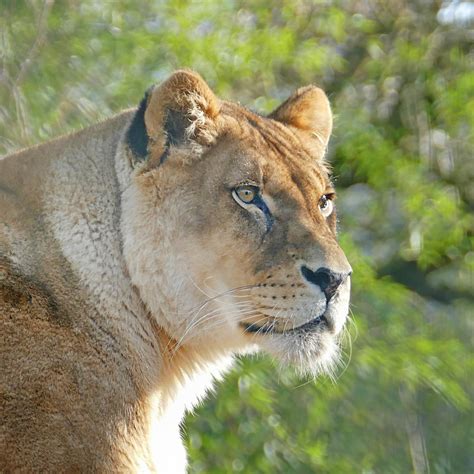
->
[319, 195, 333, 217]
[232, 184, 273, 232]
[234, 185, 258, 204]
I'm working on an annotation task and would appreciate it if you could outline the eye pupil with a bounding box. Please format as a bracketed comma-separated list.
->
[236, 186, 256, 203]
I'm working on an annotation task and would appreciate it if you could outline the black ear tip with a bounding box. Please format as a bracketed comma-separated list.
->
[126, 87, 153, 162]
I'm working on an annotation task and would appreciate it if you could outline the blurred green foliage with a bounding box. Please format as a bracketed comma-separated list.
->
[1, 0, 472, 472]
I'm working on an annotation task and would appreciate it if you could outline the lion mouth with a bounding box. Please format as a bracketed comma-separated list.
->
[241, 314, 328, 335]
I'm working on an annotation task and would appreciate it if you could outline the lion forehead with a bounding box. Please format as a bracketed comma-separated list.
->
[213, 105, 331, 189]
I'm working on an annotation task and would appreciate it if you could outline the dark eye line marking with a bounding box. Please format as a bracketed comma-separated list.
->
[252, 194, 274, 232]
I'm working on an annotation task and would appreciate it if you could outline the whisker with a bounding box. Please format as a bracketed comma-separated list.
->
[247, 302, 278, 338]
[183, 303, 256, 337]
[250, 315, 275, 342]
[347, 308, 359, 342]
[175, 289, 255, 343]
[188, 275, 214, 299]
[193, 308, 258, 337]
[186, 285, 258, 316]
[174, 302, 255, 350]
[334, 327, 352, 380]
[170, 309, 259, 358]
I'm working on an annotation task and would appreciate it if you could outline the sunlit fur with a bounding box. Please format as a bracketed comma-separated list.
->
[1, 70, 351, 472]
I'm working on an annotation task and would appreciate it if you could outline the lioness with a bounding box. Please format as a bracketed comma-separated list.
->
[0, 70, 351, 472]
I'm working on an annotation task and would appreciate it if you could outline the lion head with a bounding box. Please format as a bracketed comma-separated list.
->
[119, 70, 351, 377]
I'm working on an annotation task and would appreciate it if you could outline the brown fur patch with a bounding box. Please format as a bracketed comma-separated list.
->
[0, 257, 70, 327]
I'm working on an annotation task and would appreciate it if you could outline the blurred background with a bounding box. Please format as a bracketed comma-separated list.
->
[1, 0, 472, 472]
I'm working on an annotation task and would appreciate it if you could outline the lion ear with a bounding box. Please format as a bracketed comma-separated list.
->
[269, 85, 333, 153]
[126, 70, 220, 166]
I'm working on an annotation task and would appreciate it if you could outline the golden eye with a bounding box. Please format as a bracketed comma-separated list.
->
[235, 185, 257, 204]
[319, 195, 333, 217]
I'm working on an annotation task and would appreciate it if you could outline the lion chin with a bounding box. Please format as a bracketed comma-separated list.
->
[1, 69, 351, 473]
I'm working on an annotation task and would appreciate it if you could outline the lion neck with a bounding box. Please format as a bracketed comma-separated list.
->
[115, 139, 236, 411]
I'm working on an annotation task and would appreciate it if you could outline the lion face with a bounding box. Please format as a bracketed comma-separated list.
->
[121, 71, 351, 377]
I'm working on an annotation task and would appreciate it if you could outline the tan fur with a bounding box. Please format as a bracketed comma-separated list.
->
[0, 70, 351, 472]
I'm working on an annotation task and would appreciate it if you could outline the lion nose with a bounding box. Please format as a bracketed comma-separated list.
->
[301, 266, 350, 301]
